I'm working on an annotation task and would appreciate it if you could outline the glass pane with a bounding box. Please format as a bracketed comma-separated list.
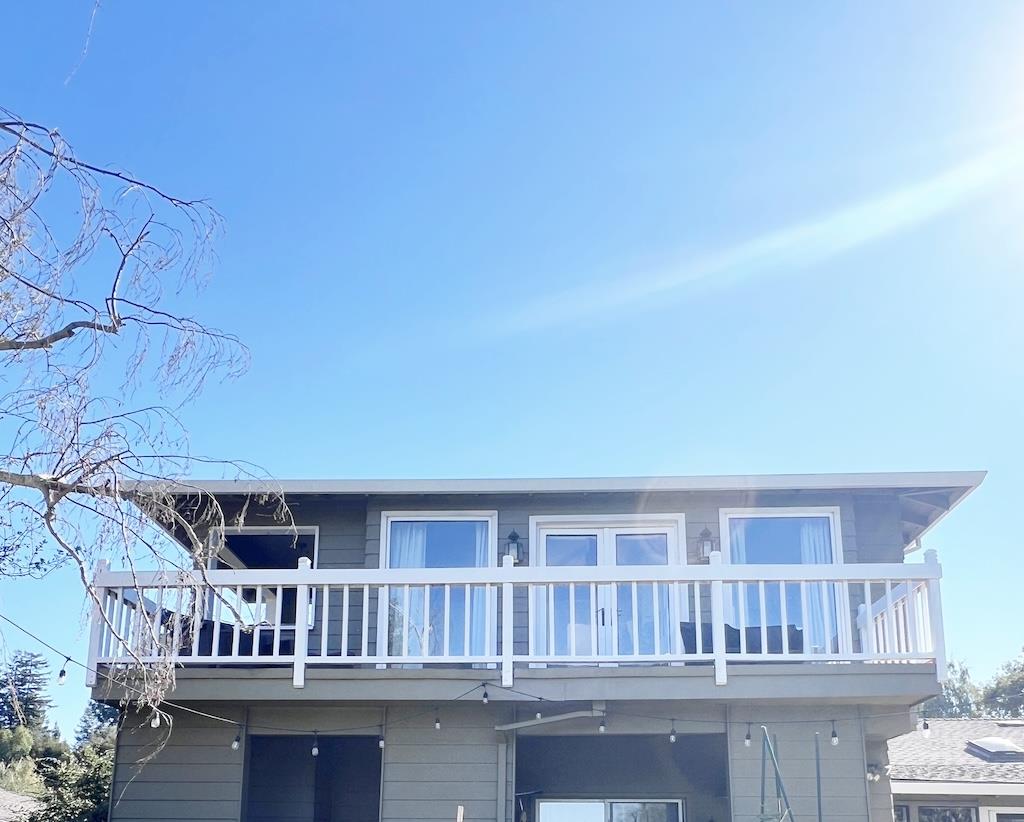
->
[546, 535, 598, 566]
[389, 521, 488, 568]
[538, 802, 605, 822]
[894, 807, 910, 822]
[918, 809, 977, 822]
[728, 516, 833, 564]
[611, 802, 680, 822]
[616, 533, 669, 565]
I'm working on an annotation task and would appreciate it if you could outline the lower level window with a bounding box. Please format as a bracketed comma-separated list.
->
[537, 800, 683, 822]
[918, 809, 977, 822]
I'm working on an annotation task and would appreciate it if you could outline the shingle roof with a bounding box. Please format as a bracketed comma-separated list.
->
[889, 719, 1024, 783]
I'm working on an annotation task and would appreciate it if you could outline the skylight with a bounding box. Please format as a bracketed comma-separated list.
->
[966, 736, 1024, 762]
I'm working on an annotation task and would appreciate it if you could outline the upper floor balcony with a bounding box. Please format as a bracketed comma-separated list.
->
[86, 549, 946, 693]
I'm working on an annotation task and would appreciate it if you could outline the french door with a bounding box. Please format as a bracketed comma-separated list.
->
[533, 517, 685, 659]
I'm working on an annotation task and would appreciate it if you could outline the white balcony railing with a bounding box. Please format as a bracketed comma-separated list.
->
[85, 550, 946, 688]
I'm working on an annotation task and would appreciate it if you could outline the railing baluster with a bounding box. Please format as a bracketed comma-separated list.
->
[738, 583, 747, 656]
[401, 584, 410, 657]
[799, 582, 811, 654]
[211, 587, 223, 658]
[528, 584, 536, 659]
[758, 581, 768, 655]
[630, 581, 639, 657]
[339, 585, 349, 659]
[252, 585, 263, 658]
[839, 580, 852, 655]
[484, 583, 492, 658]
[652, 582, 662, 655]
[321, 585, 331, 658]
[443, 584, 451, 657]
[547, 584, 555, 658]
[423, 584, 432, 658]
[568, 582, 577, 658]
[273, 585, 284, 656]
[693, 583, 703, 656]
[779, 582, 789, 655]
[589, 582, 598, 657]
[232, 586, 242, 657]
[464, 584, 472, 657]
[884, 580, 897, 657]
[361, 584, 370, 657]
[819, 579, 834, 655]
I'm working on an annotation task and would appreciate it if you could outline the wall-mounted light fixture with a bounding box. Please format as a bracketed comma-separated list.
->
[505, 530, 522, 564]
[696, 527, 718, 560]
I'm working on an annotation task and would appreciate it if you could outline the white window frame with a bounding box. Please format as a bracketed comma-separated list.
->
[719, 506, 844, 565]
[379, 510, 499, 569]
[528, 513, 687, 567]
[535, 798, 685, 822]
[208, 525, 321, 571]
[980, 807, 1024, 822]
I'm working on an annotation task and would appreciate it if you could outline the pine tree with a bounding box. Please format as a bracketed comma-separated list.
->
[75, 701, 120, 746]
[0, 651, 52, 729]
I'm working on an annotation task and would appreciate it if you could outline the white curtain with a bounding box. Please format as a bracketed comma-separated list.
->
[469, 522, 489, 657]
[726, 521, 747, 629]
[799, 518, 833, 653]
[388, 523, 427, 655]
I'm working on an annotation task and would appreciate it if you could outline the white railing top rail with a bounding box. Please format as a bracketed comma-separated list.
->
[93, 559, 941, 589]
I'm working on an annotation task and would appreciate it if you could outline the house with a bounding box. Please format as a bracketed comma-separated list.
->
[889, 719, 1024, 822]
[87, 470, 985, 822]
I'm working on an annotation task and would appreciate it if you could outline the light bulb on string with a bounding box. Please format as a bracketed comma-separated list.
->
[378, 736, 385, 750]
[744, 724, 752, 748]
[598, 719, 606, 734]
[830, 720, 839, 747]
[536, 712, 542, 720]
[482, 688, 489, 705]
[922, 717, 931, 739]
[57, 658, 70, 686]
[434, 714, 441, 731]
[231, 732, 241, 751]
[150, 713, 161, 729]
[311, 731, 319, 758]
[669, 721, 677, 744]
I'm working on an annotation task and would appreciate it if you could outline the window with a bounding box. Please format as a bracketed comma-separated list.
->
[382, 512, 497, 569]
[918, 809, 977, 822]
[719, 508, 843, 654]
[895, 806, 910, 822]
[719, 508, 841, 565]
[380, 512, 497, 658]
[537, 800, 683, 822]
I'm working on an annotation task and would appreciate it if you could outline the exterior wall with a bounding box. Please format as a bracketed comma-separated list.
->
[109, 706, 246, 822]
[110, 701, 906, 822]
[727, 704, 873, 822]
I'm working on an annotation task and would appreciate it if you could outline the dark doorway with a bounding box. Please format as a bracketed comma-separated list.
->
[245, 735, 381, 822]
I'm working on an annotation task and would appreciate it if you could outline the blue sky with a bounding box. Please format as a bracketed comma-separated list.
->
[3, 2, 1023, 736]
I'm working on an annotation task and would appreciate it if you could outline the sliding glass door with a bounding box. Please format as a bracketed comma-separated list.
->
[537, 800, 683, 822]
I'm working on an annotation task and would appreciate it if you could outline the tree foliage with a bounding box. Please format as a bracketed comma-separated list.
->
[980, 647, 1024, 718]
[0, 652, 51, 729]
[925, 660, 981, 718]
[24, 738, 113, 822]
[1, 108, 289, 709]
[75, 700, 119, 746]
[0, 725, 32, 763]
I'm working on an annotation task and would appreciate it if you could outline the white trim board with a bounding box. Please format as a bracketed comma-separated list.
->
[894, 782, 1024, 797]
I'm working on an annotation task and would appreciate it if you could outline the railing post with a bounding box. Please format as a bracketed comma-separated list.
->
[84, 560, 109, 688]
[856, 603, 868, 658]
[501, 554, 514, 687]
[709, 550, 727, 685]
[293, 557, 311, 689]
[923, 549, 947, 682]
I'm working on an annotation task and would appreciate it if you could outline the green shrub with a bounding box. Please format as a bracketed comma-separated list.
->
[0, 756, 44, 796]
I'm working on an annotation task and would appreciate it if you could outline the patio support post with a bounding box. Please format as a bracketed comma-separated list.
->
[501, 553, 514, 687]
[85, 559, 109, 687]
[709, 550, 727, 685]
[293, 557, 311, 688]
[924, 549, 946, 681]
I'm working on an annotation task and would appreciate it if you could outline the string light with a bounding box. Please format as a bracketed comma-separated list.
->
[57, 657, 70, 686]
[830, 720, 839, 747]
[669, 721, 677, 744]
[482, 688, 489, 705]
[150, 713, 161, 729]
[311, 731, 319, 757]
[231, 729, 241, 751]
[536, 712, 542, 720]
[378, 736, 385, 750]
[921, 717, 931, 739]
[598, 719, 606, 734]
[434, 712, 441, 731]
[744, 724, 752, 748]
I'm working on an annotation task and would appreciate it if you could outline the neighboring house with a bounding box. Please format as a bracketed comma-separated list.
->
[87, 471, 984, 822]
[889, 719, 1024, 822]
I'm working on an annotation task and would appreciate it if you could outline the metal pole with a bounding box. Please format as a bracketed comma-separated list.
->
[815, 732, 823, 822]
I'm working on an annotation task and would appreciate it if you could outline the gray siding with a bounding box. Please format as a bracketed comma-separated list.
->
[727, 705, 871, 822]
[110, 707, 246, 822]
[381, 703, 502, 822]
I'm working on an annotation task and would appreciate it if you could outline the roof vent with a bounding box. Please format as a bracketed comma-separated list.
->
[966, 736, 1024, 762]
